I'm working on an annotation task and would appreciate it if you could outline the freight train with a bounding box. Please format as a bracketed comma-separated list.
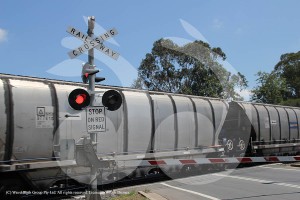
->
[222, 101, 300, 157]
[0, 73, 299, 193]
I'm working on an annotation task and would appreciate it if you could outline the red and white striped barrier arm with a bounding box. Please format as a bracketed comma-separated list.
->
[117, 156, 300, 167]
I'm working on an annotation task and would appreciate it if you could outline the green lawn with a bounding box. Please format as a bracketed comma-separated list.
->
[110, 191, 148, 200]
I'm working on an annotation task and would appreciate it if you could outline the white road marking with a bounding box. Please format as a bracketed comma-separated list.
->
[213, 174, 300, 189]
[71, 191, 129, 199]
[262, 163, 281, 166]
[259, 165, 300, 171]
[72, 195, 85, 199]
[160, 182, 220, 200]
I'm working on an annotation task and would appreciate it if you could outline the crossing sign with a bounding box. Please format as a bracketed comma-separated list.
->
[64, 17, 119, 197]
[86, 106, 106, 132]
[66, 26, 119, 60]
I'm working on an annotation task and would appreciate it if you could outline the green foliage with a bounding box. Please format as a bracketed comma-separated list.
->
[280, 98, 300, 107]
[111, 192, 147, 200]
[275, 51, 300, 98]
[135, 39, 248, 100]
[252, 51, 300, 106]
[131, 77, 144, 89]
[251, 71, 288, 104]
[111, 191, 147, 200]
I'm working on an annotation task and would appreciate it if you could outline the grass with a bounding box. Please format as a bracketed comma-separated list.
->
[110, 190, 148, 200]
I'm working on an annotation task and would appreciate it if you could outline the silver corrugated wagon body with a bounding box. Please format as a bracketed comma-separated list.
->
[11, 80, 54, 160]
[149, 95, 228, 153]
[221, 101, 300, 156]
[0, 79, 7, 161]
[0, 73, 228, 190]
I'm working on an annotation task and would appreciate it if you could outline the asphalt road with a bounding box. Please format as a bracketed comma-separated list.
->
[119, 163, 300, 200]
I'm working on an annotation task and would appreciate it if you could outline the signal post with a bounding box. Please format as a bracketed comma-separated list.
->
[65, 16, 122, 200]
[87, 16, 98, 200]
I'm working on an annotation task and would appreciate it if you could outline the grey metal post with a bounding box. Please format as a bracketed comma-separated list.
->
[88, 16, 95, 105]
[87, 16, 97, 144]
[87, 16, 100, 200]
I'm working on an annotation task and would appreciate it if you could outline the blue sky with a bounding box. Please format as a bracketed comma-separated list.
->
[1, 0, 300, 100]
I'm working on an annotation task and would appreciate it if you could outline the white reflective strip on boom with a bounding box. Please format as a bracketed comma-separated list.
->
[1, 156, 299, 172]
[115, 156, 300, 167]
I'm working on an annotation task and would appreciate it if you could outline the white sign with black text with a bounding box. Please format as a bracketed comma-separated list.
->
[66, 26, 119, 60]
[36, 106, 54, 128]
[86, 106, 106, 132]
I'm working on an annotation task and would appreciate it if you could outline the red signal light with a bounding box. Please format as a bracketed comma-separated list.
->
[75, 94, 86, 105]
[68, 89, 90, 110]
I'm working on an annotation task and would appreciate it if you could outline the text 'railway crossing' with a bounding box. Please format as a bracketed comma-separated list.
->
[66, 26, 119, 60]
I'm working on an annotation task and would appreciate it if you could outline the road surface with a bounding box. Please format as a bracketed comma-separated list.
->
[119, 163, 300, 200]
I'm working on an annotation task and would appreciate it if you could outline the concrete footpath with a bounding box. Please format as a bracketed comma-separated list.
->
[138, 191, 168, 200]
[290, 162, 300, 167]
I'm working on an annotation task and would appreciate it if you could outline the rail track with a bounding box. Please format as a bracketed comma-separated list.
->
[12, 164, 232, 200]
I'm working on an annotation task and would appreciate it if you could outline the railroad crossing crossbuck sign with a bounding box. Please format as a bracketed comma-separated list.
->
[66, 26, 119, 60]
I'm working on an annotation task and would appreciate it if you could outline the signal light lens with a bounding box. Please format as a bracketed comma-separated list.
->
[75, 94, 86, 105]
[102, 90, 122, 111]
[68, 89, 90, 110]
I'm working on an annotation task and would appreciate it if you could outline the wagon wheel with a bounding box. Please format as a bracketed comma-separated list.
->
[226, 139, 234, 151]
[238, 139, 246, 151]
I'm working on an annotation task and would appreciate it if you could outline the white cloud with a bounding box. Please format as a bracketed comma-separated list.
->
[236, 89, 252, 101]
[212, 19, 223, 29]
[0, 28, 8, 42]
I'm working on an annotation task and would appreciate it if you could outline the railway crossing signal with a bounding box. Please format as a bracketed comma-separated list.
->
[65, 17, 123, 199]
[68, 88, 122, 111]
[66, 26, 119, 60]
[66, 17, 120, 106]
[81, 62, 105, 84]
[66, 17, 122, 112]
[68, 88, 90, 110]
[102, 90, 122, 111]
